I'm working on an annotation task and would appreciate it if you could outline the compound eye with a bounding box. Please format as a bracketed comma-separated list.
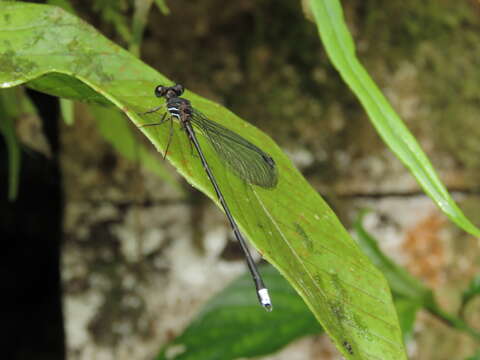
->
[173, 84, 184, 96]
[154, 85, 166, 97]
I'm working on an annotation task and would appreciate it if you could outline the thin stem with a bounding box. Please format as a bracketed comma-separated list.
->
[425, 300, 480, 340]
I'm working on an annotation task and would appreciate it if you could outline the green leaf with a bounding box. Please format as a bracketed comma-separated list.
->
[130, 0, 155, 56]
[0, 89, 21, 201]
[60, 98, 74, 125]
[89, 104, 180, 189]
[308, 0, 480, 237]
[92, 0, 132, 44]
[157, 266, 322, 360]
[163, 212, 431, 360]
[461, 274, 480, 314]
[393, 297, 419, 341]
[0, 3, 406, 358]
[154, 0, 170, 15]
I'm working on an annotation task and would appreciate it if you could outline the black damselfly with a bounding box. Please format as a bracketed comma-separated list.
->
[142, 84, 278, 311]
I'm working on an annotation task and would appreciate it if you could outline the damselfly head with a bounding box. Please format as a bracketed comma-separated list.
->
[154, 84, 185, 99]
[172, 84, 184, 96]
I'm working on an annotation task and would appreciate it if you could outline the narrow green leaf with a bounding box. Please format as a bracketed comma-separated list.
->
[90, 104, 181, 190]
[60, 98, 74, 125]
[461, 274, 480, 314]
[154, 0, 170, 15]
[393, 296, 419, 342]
[157, 266, 322, 360]
[93, 0, 132, 43]
[308, 0, 480, 237]
[130, 0, 154, 57]
[0, 89, 21, 201]
[0, 4, 405, 358]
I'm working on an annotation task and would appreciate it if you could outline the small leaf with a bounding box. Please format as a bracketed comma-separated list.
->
[130, 0, 155, 56]
[60, 98, 74, 125]
[154, 0, 170, 15]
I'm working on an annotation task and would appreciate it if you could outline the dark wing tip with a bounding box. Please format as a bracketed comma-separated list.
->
[255, 154, 278, 189]
[262, 154, 275, 167]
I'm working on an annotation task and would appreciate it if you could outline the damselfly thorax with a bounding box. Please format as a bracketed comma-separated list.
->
[166, 97, 192, 124]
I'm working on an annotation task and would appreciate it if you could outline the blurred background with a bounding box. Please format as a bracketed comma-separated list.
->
[1, 0, 480, 359]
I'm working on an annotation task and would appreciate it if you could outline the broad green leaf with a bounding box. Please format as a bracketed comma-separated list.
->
[0, 3, 405, 358]
[308, 0, 480, 237]
[0, 89, 21, 201]
[157, 266, 322, 360]
[89, 104, 180, 189]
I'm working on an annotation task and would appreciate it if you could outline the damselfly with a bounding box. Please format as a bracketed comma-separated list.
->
[142, 84, 278, 310]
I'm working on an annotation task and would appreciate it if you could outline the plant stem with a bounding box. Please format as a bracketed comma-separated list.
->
[426, 301, 480, 340]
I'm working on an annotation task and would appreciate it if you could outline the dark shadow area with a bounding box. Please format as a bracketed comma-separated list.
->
[0, 90, 65, 360]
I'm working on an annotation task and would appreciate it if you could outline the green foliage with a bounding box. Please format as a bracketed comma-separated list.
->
[0, 3, 405, 358]
[154, 0, 170, 15]
[461, 274, 480, 316]
[355, 1, 480, 176]
[354, 213, 480, 342]
[60, 98, 74, 125]
[5, 0, 479, 358]
[308, 0, 480, 237]
[162, 210, 480, 358]
[93, 0, 132, 43]
[130, 0, 153, 56]
[156, 266, 322, 360]
[393, 298, 419, 341]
